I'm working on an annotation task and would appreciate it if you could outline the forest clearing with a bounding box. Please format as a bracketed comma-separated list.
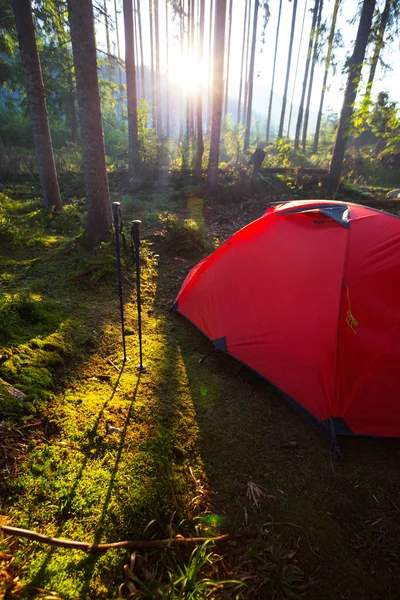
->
[1, 175, 400, 599]
[1, 0, 400, 597]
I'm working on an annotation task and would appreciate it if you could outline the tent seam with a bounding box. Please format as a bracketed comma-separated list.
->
[331, 212, 352, 435]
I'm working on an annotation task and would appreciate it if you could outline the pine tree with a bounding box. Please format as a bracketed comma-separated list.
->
[294, 0, 319, 150]
[364, 0, 392, 100]
[302, 0, 323, 150]
[67, 0, 111, 246]
[278, 0, 298, 138]
[195, 0, 205, 179]
[266, 0, 282, 142]
[123, 0, 140, 177]
[312, 0, 340, 152]
[287, 0, 308, 138]
[223, 0, 233, 118]
[329, 0, 376, 187]
[207, 0, 227, 192]
[244, 0, 259, 151]
[237, 0, 249, 125]
[11, 0, 62, 211]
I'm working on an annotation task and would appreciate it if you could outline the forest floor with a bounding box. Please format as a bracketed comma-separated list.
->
[1, 173, 400, 599]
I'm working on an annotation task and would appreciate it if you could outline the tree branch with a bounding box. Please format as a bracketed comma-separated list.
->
[1, 522, 302, 554]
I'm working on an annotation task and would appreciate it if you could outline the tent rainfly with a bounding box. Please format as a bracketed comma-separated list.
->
[173, 200, 400, 448]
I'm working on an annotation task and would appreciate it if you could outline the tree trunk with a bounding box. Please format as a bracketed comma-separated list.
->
[287, 0, 308, 138]
[67, 0, 111, 246]
[312, 0, 340, 153]
[179, 2, 184, 141]
[207, 0, 214, 132]
[266, 0, 282, 142]
[165, 0, 170, 138]
[154, 0, 162, 134]
[223, 0, 233, 118]
[195, 0, 205, 180]
[134, 0, 141, 100]
[329, 0, 376, 187]
[302, 0, 323, 151]
[149, 0, 157, 129]
[12, 0, 61, 211]
[364, 0, 391, 100]
[278, 0, 297, 138]
[67, 69, 77, 144]
[123, 0, 141, 177]
[237, 0, 249, 126]
[103, 0, 111, 80]
[242, 0, 253, 127]
[207, 0, 227, 192]
[185, 0, 190, 142]
[137, 0, 145, 100]
[243, 0, 259, 151]
[114, 0, 123, 119]
[294, 0, 319, 150]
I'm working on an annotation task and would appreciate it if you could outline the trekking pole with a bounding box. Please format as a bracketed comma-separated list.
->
[131, 220, 146, 373]
[112, 202, 127, 362]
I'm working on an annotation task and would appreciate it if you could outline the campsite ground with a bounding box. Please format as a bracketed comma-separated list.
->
[1, 173, 400, 599]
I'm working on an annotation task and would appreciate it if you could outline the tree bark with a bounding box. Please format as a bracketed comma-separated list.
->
[154, 0, 162, 134]
[266, 0, 282, 142]
[67, 0, 111, 246]
[12, 0, 61, 211]
[195, 0, 205, 180]
[133, 0, 141, 100]
[278, 0, 298, 138]
[123, 0, 141, 177]
[312, 0, 340, 153]
[114, 0, 124, 119]
[137, 0, 146, 100]
[179, 2, 184, 141]
[237, 0, 249, 126]
[294, 0, 319, 150]
[287, 0, 308, 138]
[207, 0, 214, 132]
[329, 0, 376, 187]
[302, 0, 323, 151]
[242, 0, 253, 127]
[67, 70, 77, 144]
[207, 0, 227, 192]
[165, 0, 170, 138]
[103, 0, 111, 80]
[149, 0, 157, 129]
[223, 0, 233, 118]
[243, 0, 259, 151]
[364, 0, 391, 100]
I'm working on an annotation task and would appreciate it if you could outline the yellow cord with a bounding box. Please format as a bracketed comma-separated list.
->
[346, 286, 358, 334]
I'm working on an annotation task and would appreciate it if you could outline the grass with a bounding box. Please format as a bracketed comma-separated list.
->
[1, 176, 400, 599]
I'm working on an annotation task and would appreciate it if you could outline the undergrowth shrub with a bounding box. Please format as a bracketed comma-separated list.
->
[160, 213, 215, 258]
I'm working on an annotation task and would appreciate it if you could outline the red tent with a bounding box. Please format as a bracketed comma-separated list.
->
[173, 200, 400, 443]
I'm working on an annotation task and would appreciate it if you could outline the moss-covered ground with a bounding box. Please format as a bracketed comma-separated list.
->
[1, 176, 400, 599]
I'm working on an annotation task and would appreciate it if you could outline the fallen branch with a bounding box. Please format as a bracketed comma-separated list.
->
[1, 522, 302, 554]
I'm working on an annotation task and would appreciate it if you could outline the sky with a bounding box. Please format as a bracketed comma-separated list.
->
[96, 0, 400, 130]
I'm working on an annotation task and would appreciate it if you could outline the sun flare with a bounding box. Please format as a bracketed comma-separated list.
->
[168, 55, 210, 94]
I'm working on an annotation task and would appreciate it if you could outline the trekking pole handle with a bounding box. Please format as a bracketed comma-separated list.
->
[112, 202, 121, 228]
[131, 220, 141, 246]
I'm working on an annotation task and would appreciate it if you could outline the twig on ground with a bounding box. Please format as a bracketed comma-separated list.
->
[1, 522, 303, 554]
